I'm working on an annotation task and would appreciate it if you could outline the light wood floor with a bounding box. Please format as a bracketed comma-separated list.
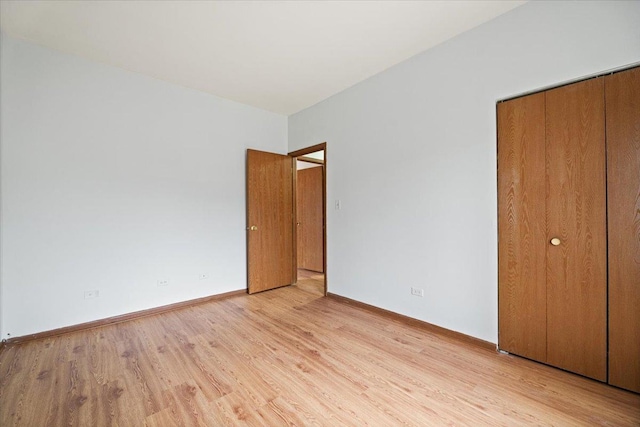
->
[296, 269, 325, 296]
[1, 275, 638, 426]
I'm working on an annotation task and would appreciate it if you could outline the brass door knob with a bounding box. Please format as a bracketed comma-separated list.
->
[550, 237, 561, 246]
[247, 225, 258, 231]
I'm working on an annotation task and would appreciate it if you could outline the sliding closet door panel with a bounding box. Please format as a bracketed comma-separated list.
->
[545, 79, 607, 381]
[606, 66, 640, 393]
[497, 93, 547, 362]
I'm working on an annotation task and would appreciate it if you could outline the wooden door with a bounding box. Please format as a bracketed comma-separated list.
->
[297, 166, 324, 272]
[606, 66, 640, 393]
[498, 78, 607, 382]
[497, 92, 547, 362]
[545, 78, 607, 381]
[246, 149, 295, 294]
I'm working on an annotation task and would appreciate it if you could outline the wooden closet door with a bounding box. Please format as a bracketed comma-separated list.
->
[497, 93, 547, 362]
[606, 66, 640, 393]
[545, 79, 607, 381]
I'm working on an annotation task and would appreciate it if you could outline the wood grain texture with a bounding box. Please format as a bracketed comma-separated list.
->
[328, 293, 496, 351]
[606, 66, 640, 393]
[296, 166, 324, 272]
[296, 269, 325, 297]
[497, 93, 547, 362]
[545, 78, 607, 381]
[3, 290, 245, 346]
[246, 149, 294, 294]
[1, 282, 638, 426]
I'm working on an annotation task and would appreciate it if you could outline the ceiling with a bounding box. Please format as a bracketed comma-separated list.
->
[0, 1, 526, 115]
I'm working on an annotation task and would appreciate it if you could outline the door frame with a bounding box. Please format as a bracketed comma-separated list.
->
[289, 142, 327, 296]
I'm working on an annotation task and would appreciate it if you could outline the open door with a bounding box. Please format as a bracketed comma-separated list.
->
[296, 164, 324, 272]
[290, 143, 327, 295]
[246, 149, 295, 294]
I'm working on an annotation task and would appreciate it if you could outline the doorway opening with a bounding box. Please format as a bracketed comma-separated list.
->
[289, 143, 326, 296]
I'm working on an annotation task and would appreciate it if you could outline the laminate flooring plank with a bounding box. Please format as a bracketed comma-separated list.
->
[210, 391, 264, 426]
[144, 408, 181, 427]
[1, 276, 638, 426]
[2, 340, 47, 426]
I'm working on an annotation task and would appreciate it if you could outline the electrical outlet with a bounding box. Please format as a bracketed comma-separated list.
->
[411, 287, 424, 297]
[157, 280, 169, 287]
[199, 273, 208, 280]
[84, 290, 100, 299]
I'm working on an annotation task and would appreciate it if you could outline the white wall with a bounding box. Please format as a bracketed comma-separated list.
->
[288, 1, 640, 343]
[0, 35, 287, 339]
[0, 31, 5, 339]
